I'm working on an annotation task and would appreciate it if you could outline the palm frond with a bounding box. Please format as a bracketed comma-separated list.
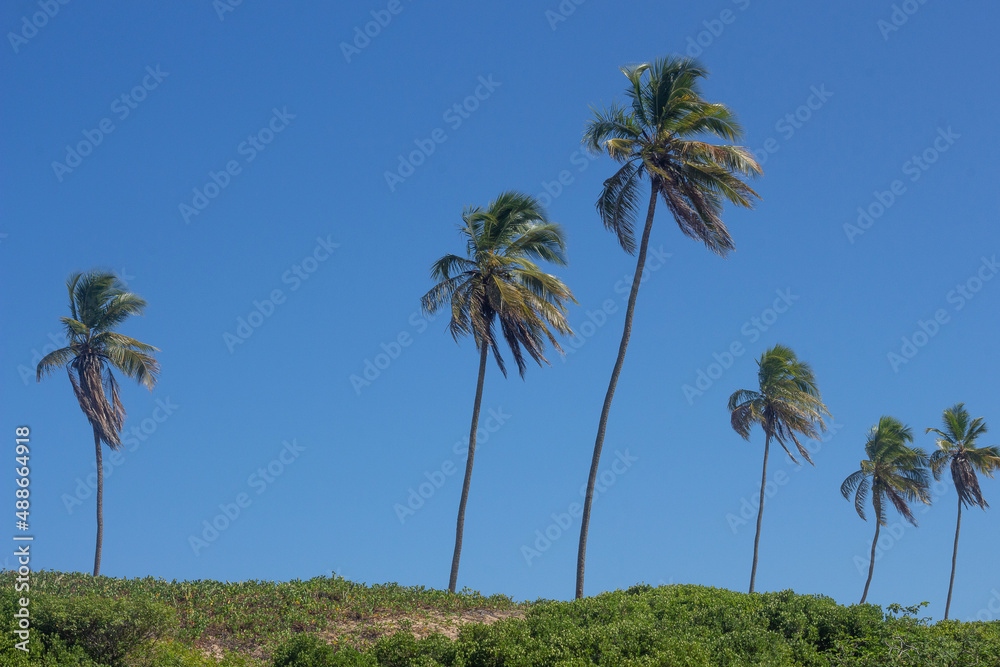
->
[595, 160, 644, 254]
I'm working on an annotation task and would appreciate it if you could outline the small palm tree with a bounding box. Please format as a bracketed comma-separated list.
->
[927, 404, 1000, 619]
[841, 416, 930, 604]
[421, 191, 575, 593]
[728, 344, 830, 593]
[36, 271, 159, 576]
[576, 55, 761, 599]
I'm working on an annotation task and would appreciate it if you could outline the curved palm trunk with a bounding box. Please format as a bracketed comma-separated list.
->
[576, 187, 658, 600]
[93, 428, 103, 577]
[944, 498, 962, 620]
[449, 343, 489, 593]
[860, 520, 881, 604]
[749, 434, 771, 593]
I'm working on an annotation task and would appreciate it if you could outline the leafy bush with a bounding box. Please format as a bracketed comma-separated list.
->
[33, 592, 177, 666]
[271, 635, 374, 667]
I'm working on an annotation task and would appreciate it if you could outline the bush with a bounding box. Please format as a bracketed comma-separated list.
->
[271, 635, 374, 667]
[33, 593, 177, 666]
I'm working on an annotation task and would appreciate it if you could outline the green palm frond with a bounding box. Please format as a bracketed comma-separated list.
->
[36, 346, 78, 380]
[595, 160, 645, 254]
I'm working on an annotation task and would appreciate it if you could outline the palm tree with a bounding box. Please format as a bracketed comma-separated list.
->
[421, 191, 575, 593]
[841, 416, 930, 604]
[728, 344, 830, 593]
[575, 55, 761, 599]
[36, 271, 159, 576]
[926, 404, 1000, 619]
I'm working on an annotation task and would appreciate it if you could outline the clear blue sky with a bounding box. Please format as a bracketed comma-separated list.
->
[2, 0, 999, 622]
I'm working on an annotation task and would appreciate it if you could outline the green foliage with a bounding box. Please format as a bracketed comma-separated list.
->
[4, 573, 999, 666]
[271, 635, 374, 667]
[33, 592, 177, 666]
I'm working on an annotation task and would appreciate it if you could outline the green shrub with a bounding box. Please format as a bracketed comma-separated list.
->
[33, 593, 177, 666]
[271, 634, 374, 667]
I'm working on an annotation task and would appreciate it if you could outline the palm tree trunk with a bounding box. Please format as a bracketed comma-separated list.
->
[749, 433, 771, 593]
[93, 427, 103, 577]
[449, 343, 489, 593]
[860, 520, 881, 604]
[576, 187, 658, 600]
[944, 498, 962, 620]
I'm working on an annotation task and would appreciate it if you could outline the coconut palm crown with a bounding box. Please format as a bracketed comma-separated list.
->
[420, 191, 575, 377]
[583, 55, 761, 257]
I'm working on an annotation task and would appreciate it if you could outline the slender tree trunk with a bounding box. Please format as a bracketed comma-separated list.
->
[860, 520, 881, 604]
[576, 187, 658, 600]
[944, 498, 962, 620]
[749, 434, 771, 593]
[93, 428, 103, 577]
[449, 343, 489, 593]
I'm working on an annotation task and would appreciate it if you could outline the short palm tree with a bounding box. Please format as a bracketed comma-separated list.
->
[927, 404, 1000, 619]
[421, 191, 575, 593]
[36, 271, 159, 576]
[841, 416, 930, 604]
[728, 344, 830, 593]
[576, 55, 762, 599]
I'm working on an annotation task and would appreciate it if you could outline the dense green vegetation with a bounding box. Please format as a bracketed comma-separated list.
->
[3, 571, 999, 666]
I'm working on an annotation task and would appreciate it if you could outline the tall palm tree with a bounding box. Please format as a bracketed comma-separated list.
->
[36, 271, 159, 576]
[421, 191, 575, 593]
[575, 55, 761, 599]
[926, 404, 1000, 619]
[728, 344, 830, 593]
[841, 416, 930, 604]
